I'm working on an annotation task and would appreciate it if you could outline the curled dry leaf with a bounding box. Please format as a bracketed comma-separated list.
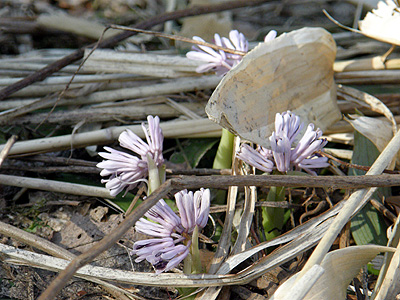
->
[206, 27, 340, 147]
[358, 0, 400, 46]
[271, 245, 395, 300]
[346, 115, 393, 154]
[324, 1, 400, 46]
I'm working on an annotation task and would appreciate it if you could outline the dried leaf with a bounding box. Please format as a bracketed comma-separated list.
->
[271, 245, 395, 300]
[347, 115, 393, 154]
[206, 27, 340, 147]
[358, 0, 400, 46]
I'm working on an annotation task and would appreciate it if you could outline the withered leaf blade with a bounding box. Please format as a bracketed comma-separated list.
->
[206, 27, 341, 147]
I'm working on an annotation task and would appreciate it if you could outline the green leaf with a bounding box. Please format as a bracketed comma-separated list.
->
[213, 129, 234, 169]
[170, 138, 219, 168]
[262, 186, 286, 241]
[349, 130, 389, 246]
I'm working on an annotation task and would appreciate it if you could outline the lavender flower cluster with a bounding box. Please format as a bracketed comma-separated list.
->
[97, 116, 211, 273]
[186, 29, 277, 76]
[97, 115, 164, 196]
[237, 111, 329, 175]
[131, 189, 210, 273]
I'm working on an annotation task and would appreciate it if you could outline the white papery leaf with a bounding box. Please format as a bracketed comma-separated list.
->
[205, 27, 340, 148]
[359, 0, 400, 46]
[271, 245, 395, 300]
[347, 115, 393, 153]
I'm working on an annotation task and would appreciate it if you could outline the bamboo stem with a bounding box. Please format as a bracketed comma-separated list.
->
[0, 119, 222, 156]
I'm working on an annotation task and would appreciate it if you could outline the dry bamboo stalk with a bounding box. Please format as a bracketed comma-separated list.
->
[0, 174, 111, 198]
[334, 57, 400, 72]
[0, 76, 219, 121]
[0, 74, 139, 86]
[165, 98, 203, 120]
[335, 70, 400, 84]
[66, 75, 220, 105]
[1, 103, 206, 125]
[0, 62, 79, 73]
[0, 118, 222, 156]
[83, 49, 201, 78]
[0, 56, 73, 64]
[0, 135, 17, 167]
[0, 214, 334, 289]
[9, 83, 85, 98]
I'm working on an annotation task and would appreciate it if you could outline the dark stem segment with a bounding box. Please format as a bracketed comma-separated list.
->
[0, 0, 273, 100]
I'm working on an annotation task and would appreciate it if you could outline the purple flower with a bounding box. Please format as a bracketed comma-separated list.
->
[237, 111, 329, 175]
[187, 29, 277, 76]
[269, 132, 291, 173]
[186, 30, 248, 76]
[290, 124, 329, 175]
[274, 111, 303, 144]
[264, 30, 277, 42]
[236, 144, 274, 173]
[131, 188, 210, 273]
[97, 115, 164, 196]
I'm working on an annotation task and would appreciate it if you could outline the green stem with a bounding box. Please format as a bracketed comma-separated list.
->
[213, 128, 234, 169]
[212, 129, 235, 205]
[190, 226, 202, 274]
[147, 155, 161, 195]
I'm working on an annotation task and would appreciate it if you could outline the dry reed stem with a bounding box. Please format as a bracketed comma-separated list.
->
[2, 102, 206, 126]
[0, 135, 17, 167]
[0, 119, 222, 156]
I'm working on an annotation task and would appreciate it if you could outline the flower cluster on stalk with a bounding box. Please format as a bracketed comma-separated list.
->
[236, 111, 329, 175]
[186, 29, 277, 76]
[131, 188, 210, 273]
[97, 115, 164, 196]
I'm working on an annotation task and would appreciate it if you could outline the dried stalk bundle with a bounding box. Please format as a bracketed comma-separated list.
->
[0, 118, 222, 156]
[0, 102, 206, 126]
[83, 49, 202, 78]
[335, 69, 400, 85]
[334, 57, 400, 72]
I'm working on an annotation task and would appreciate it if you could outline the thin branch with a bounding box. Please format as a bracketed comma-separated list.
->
[1, 174, 400, 199]
[0, 0, 273, 100]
